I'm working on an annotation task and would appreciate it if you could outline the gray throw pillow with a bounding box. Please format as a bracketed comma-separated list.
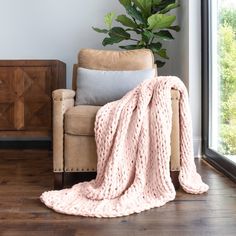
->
[75, 67, 155, 106]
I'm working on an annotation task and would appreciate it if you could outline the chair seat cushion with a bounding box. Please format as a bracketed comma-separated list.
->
[65, 105, 101, 136]
[65, 90, 180, 136]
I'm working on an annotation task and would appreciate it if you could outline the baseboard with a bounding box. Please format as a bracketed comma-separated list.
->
[193, 137, 202, 158]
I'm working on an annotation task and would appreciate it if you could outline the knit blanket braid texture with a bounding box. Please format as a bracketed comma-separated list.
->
[40, 76, 209, 218]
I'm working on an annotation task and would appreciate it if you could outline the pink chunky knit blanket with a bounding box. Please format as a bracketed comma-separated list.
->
[40, 76, 209, 218]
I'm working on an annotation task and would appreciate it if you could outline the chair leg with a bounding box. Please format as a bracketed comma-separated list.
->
[170, 171, 180, 190]
[54, 172, 64, 190]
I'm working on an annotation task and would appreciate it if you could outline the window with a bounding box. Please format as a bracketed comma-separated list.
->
[202, 0, 236, 181]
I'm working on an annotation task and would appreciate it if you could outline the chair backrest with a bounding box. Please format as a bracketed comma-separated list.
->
[72, 48, 156, 91]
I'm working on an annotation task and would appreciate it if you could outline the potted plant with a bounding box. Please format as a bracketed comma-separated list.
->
[93, 0, 180, 67]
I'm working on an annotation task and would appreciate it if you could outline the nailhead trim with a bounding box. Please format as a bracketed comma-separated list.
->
[54, 168, 97, 172]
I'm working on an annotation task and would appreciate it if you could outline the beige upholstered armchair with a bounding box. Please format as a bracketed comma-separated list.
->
[52, 48, 180, 189]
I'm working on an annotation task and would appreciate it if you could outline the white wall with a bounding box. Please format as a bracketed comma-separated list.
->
[188, 0, 202, 157]
[0, 0, 122, 88]
[159, 0, 202, 157]
[158, 2, 189, 89]
[0, 0, 202, 156]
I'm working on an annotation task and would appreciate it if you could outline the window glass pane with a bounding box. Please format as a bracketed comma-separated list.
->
[209, 0, 236, 163]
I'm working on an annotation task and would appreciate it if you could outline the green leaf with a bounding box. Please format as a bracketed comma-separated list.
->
[132, 0, 145, 13]
[153, 0, 162, 5]
[141, 30, 153, 43]
[148, 13, 176, 30]
[141, 34, 149, 44]
[157, 48, 169, 59]
[126, 28, 142, 34]
[132, 0, 152, 16]
[167, 25, 181, 32]
[157, 0, 176, 8]
[102, 27, 131, 46]
[143, 30, 154, 38]
[119, 44, 143, 50]
[152, 0, 176, 13]
[102, 37, 123, 46]
[155, 30, 174, 40]
[119, 0, 131, 7]
[92, 27, 109, 34]
[126, 5, 146, 24]
[138, 40, 146, 46]
[148, 42, 162, 52]
[116, 15, 137, 28]
[104, 12, 115, 29]
[155, 60, 166, 67]
[160, 2, 180, 14]
[109, 27, 131, 40]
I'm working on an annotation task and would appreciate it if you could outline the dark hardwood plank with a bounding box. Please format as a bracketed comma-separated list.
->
[0, 150, 235, 236]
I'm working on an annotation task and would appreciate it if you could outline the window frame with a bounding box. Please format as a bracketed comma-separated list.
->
[201, 0, 236, 182]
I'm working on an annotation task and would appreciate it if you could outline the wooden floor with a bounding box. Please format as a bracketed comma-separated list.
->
[0, 150, 236, 236]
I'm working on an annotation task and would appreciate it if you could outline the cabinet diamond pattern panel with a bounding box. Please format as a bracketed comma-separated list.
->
[25, 102, 51, 129]
[0, 67, 18, 130]
[0, 60, 66, 140]
[22, 67, 51, 130]
[0, 103, 14, 129]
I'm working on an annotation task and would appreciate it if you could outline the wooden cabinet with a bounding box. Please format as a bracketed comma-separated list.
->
[0, 60, 66, 141]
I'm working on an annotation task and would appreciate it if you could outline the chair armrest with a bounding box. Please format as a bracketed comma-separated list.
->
[52, 89, 76, 101]
[52, 89, 75, 172]
[170, 89, 180, 171]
